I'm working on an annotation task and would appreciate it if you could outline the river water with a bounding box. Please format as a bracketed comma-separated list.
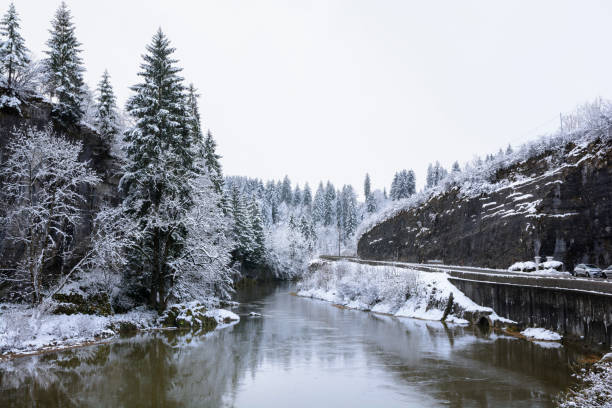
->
[0, 283, 583, 407]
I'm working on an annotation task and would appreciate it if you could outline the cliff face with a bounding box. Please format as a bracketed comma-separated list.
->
[358, 138, 612, 269]
[0, 101, 122, 265]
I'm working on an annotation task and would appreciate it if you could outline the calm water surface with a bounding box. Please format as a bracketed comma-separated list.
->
[0, 283, 582, 407]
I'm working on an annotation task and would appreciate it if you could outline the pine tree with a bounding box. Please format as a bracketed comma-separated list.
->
[186, 83, 203, 153]
[338, 185, 358, 241]
[280, 175, 292, 204]
[302, 183, 312, 209]
[323, 181, 336, 226]
[364, 173, 376, 213]
[0, 2, 30, 91]
[203, 130, 225, 195]
[390, 172, 399, 200]
[95, 70, 119, 142]
[312, 182, 325, 224]
[45, 2, 85, 125]
[506, 144, 513, 155]
[293, 184, 302, 206]
[452, 161, 461, 172]
[392, 169, 416, 199]
[230, 187, 254, 263]
[120, 29, 195, 311]
[247, 197, 265, 265]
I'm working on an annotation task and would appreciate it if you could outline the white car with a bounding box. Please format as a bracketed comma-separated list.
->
[572, 264, 602, 278]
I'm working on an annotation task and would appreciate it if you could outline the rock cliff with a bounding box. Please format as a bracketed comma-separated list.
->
[358, 137, 612, 270]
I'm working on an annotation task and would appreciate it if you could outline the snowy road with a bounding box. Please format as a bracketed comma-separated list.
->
[319, 256, 612, 295]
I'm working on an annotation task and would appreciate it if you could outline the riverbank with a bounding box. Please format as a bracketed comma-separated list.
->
[0, 302, 239, 360]
[298, 259, 516, 326]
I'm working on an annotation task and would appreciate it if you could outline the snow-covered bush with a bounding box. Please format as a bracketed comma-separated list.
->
[298, 260, 501, 322]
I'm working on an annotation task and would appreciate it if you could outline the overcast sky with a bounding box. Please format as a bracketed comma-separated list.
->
[13, 0, 612, 197]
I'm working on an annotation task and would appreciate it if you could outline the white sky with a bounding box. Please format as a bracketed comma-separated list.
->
[13, 0, 612, 197]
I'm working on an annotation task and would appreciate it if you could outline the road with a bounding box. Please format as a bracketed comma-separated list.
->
[318, 256, 612, 295]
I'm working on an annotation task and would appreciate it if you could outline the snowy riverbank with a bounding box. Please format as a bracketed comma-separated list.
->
[0, 303, 239, 358]
[297, 259, 512, 325]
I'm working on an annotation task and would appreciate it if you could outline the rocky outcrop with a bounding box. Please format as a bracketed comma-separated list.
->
[358, 138, 612, 270]
[0, 100, 122, 275]
[52, 291, 112, 316]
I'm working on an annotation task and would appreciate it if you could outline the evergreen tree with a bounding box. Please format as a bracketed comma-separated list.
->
[323, 181, 336, 226]
[364, 173, 376, 213]
[280, 175, 292, 204]
[186, 83, 203, 152]
[452, 161, 461, 172]
[45, 2, 85, 125]
[0, 2, 30, 91]
[506, 144, 513, 155]
[339, 185, 358, 241]
[390, 172, 399, 200]
[229, 187, 253, 263]
[264, 180, 279, 224]
[203, 131, 225, 195]
[247, 197, 265, 265]
[293, 184, 302, 206]
[364, 173, 371, 199]
[95, 69, 119, 142]
[312, 182, 325, 224]
[392, 169, 416, 200]
[302, 182, 312, 209]
[120, 29, 195, 311]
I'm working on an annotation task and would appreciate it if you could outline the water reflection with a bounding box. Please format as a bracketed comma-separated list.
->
[0, 284, 580, 408]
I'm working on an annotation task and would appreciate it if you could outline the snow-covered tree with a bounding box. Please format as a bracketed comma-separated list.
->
[364, 173, 371, 199]
[169, 171, 235, 301]
[0, 2, 30, 98]
[120, 29, 196, 312]
[229, 187, 254, 264]
[203, 131, 225, 195]
[425, 162, 447, 189]
[44, 2, 85, 125]
[323, 181, 336, 226]
[247, 197, 266, 265]
[302, 183, 312, 210]
[390, 169, 415, 200]
[338, 185, 358, 241]
[280, 175, 292, 204]
[0, 127, 99, 304]
[451, 161, 461, 173]
[364, 173, 377, 213]
[312, 182, 325, 224]
[95, 69, 119, 142]
[292, 184, 302, 207]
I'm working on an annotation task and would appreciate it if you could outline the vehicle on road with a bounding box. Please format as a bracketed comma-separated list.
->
[603, 266, 612, 279]
[573, 264, 602, 278]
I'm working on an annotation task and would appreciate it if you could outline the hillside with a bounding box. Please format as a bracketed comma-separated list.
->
[358, 128, 612, 269]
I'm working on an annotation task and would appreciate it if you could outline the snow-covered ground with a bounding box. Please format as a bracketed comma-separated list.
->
[298, 260, 512, 324]
[557, 354, 612, 408]
[0, 303, 239, 358]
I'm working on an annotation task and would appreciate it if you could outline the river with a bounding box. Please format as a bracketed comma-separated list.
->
[0, 283, 583, 407]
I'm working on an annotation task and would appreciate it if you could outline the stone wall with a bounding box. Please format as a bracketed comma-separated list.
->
[451, 277, 612, 347]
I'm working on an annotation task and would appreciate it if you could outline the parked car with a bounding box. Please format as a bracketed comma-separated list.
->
[572, 264, 603, 278]
[603, 266, 612, 279]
